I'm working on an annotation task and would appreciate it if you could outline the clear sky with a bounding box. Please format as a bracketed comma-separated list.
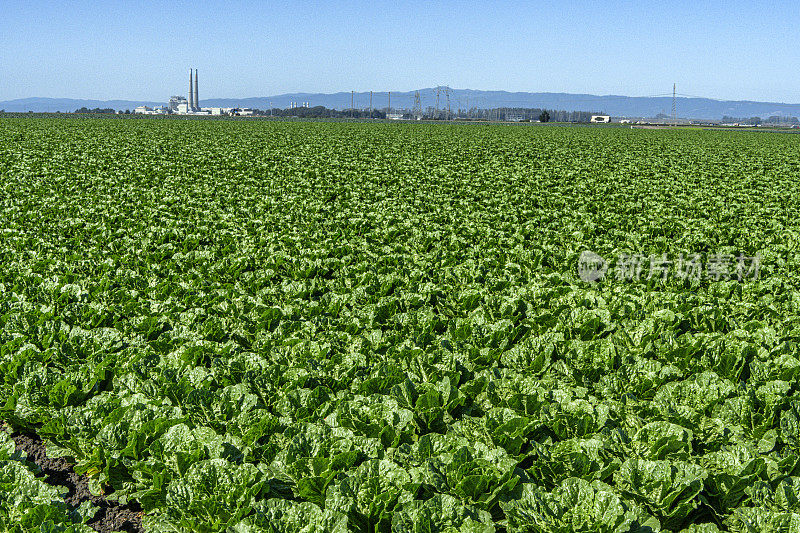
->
[2, 0, 798, 102]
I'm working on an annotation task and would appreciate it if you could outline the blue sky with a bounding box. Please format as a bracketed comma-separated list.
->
[1, 0, 798, 102]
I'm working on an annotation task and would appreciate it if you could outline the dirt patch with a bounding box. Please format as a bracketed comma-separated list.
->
[3, 425, 144, 532]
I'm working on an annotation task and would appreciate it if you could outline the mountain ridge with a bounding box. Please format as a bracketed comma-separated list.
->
[3, 89, 800, 119]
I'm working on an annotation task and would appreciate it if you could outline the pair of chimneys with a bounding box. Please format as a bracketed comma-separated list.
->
[188, 69, 199, 111]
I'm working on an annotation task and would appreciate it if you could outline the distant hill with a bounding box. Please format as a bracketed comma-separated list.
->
[0, 98, 163, 113]
[4, 90, 800, 119]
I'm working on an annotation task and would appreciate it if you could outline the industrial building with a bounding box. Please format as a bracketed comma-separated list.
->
[133, 69, 258, 116]
[169, 95, 187, 112]
[134, 105, 168, 115]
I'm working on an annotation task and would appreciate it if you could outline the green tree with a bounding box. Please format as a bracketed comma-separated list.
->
[539, 110, 550, 123]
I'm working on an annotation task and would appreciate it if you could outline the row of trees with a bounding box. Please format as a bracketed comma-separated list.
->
[458, 108, 596, 122]
[7, 106, 596, 122]
[250, 106, 598, 122]
[253, 106, 386, 119]
[74, 107, 117, 114]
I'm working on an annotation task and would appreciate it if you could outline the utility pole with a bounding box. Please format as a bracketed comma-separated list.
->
[351, 91, 354, 118]
[388, 91, 391, 115]
[370, 91, 373, 117]
[435, 87, 440, 119]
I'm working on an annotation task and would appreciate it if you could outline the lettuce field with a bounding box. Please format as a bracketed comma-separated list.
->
[2, 117, 800, 532]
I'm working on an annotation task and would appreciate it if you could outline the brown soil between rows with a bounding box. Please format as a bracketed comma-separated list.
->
[2, 423, 144, 532]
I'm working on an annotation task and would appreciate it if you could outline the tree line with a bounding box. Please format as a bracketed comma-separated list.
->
[74, 107, 118, 114]
[42, 105, 600, 122]
[250, 106, 383, 119]
[250, 106, 599, 122]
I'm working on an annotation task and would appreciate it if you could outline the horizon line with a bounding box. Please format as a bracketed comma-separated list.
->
[3, 89, 800, 107]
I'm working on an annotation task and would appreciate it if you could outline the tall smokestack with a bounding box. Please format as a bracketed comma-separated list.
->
[189, 69, 194, 111]
[194, 69, 199, 111]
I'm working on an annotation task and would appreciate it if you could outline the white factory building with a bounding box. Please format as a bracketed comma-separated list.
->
[134, 106, 168, 115]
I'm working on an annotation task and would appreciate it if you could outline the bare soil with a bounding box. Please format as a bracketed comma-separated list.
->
[2, 424, 144, 532]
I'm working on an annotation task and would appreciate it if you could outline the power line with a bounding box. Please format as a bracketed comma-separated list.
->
[638, 91, 725, 101]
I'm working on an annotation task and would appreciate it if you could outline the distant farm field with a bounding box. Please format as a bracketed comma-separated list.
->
[2, 118, 800, 532]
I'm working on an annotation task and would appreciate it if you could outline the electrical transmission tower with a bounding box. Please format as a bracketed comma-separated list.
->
[413, 91, 422, 119]
[672, 83, 676, 121]
[433, 86, 453, 120]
